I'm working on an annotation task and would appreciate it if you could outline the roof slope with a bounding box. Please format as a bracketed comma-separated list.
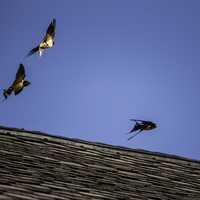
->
[0, 126, 200, 200]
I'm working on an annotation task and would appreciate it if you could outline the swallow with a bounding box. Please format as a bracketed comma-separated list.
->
[127, 119, 157, 140]
[3, 64, 30, 99]
[27, 18, 56, 57]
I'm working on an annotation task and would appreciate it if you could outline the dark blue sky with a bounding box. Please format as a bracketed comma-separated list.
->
[0, 0, 200, 160]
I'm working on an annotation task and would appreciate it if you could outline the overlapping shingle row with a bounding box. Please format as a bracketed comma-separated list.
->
[0, 126, 199, 200]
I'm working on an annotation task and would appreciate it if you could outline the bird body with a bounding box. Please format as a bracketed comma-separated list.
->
[3, 64, 30, 99]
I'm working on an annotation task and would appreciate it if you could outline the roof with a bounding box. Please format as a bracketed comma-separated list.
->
[0, 125, 200, 200]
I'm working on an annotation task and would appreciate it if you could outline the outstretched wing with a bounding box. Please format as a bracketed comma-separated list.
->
[15, 64, 25, 81]
[130, 119, 145, 122]
[46, 18, 56, 38]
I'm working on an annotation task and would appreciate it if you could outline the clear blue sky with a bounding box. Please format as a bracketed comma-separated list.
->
[0, 0, 200, 160]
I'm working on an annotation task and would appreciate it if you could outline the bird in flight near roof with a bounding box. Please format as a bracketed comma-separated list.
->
[27, 18, 56, 57]
[3, 64, 30, 99]
[127, 119, 157, 140]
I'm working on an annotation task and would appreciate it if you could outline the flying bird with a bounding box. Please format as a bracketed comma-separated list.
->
[3, 64, 30, 99]
[27, 18, 56, 57]
[127, 119, 157, 140]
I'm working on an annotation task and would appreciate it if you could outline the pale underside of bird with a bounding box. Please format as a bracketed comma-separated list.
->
[3, 64, 30, 99]
[27, 18, 56, 57]
[127, 119, 157, 140]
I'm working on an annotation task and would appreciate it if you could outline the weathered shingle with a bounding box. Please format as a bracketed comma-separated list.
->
[0, 126, 200, 200]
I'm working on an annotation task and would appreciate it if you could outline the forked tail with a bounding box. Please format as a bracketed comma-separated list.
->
[26, 46, 39, 57]
[3, 87, 13, 99]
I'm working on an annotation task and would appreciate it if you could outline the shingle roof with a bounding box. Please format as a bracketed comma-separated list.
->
[0, 125, 200, 200]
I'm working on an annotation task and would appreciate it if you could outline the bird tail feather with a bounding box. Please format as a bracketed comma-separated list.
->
[27, 46, 39, 57]
[128, 130, 142, 141]
[3, 87, 13, 99]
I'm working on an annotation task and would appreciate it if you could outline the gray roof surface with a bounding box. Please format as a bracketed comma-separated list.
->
[0, 125, 200, 200]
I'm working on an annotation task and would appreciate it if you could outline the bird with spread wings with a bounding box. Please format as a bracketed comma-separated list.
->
[3, 64, 30, 99]
[27, 18, 56, 57]
[127, 119, 157, 140]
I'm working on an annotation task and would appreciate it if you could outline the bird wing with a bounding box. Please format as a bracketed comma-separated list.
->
[130, 119, 153, 126]
[46, 18, 56, 38]
[14, 64, 25, 84]
[130, 119, 145, 122]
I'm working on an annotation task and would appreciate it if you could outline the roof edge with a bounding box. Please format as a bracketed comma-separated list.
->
[0, 125, 199, 163]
